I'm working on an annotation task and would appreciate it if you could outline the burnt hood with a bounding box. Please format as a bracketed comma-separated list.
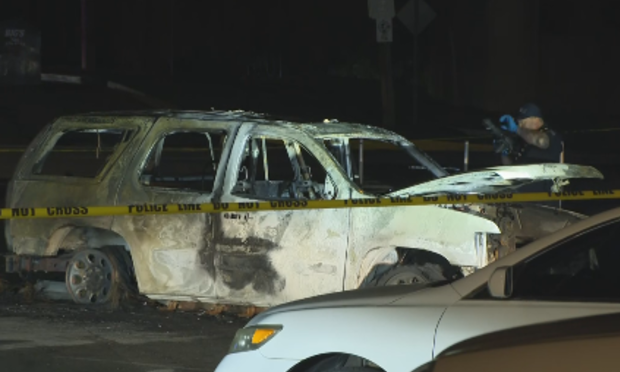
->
[388, 164, 604, 197]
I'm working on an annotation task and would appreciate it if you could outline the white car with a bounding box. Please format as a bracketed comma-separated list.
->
[215, 206, 620, 372]
[415, 311, 620, 372]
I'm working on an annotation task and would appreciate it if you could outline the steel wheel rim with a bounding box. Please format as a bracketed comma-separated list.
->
[67, 250, 114, 304]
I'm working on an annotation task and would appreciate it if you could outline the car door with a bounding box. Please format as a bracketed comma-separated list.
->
[113, 117, 237, 302]
[215, 124, 349, 307]
[434, 218, 620, 356]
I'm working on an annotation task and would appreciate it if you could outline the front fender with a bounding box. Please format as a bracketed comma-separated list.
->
[346, 206, 500, 290]
[255, 300, 454, 372]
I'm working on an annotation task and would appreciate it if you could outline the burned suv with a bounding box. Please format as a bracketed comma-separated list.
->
[4, 110, 603, 308]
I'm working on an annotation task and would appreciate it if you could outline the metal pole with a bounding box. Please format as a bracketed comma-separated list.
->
[359, 139, 364, 185]
[262, 138, 269, 181]
[81, 0, 87, 71]
[559, 141, 565, 209]
[380, 43, 396, 128]
[463, 141, 469, 172]
[412, 0, 420, 128]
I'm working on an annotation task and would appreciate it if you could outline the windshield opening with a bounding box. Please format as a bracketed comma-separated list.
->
[322, 138, 446, 195]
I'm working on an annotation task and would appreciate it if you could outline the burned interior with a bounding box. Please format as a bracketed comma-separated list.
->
[232, 136, 332, 200]
[139, 129, 228, 192]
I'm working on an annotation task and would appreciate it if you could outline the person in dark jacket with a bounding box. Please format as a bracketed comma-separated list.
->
[498, 103, 566, 204]
[499, 103, 564, 165]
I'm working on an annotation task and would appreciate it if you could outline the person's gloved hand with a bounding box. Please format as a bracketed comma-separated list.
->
[499, 115, 518, 133]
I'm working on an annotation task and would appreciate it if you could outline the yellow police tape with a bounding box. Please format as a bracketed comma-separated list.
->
[1, 189, 618, 220]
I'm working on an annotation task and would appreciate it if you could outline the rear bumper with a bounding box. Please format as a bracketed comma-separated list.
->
[4, 254, 70, 273]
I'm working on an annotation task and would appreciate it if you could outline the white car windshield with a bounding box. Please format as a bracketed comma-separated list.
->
[321, 137, 449, 195]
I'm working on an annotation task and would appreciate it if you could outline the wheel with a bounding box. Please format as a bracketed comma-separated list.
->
[322, 368, 381, 372]
[375, 264, 446, 286]
[303, 355, 384, 372]
[65, 246, 134, 306]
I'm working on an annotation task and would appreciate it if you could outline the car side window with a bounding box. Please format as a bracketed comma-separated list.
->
[32, 129, 134, 178]
[140, 130, 228, 193]
[232, 136, 331, 200]
[510, 220, 620, 302]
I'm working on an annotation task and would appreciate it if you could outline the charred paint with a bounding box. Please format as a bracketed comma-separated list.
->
[216, 237, 286, 295]
[205, 211, 293, 296]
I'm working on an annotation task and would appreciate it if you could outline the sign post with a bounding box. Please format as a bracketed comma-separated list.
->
[376, 18, 393, 43]
[368, 0, 396, 129]
[0, 20, 41, 85]
[396, 0, 436, 128]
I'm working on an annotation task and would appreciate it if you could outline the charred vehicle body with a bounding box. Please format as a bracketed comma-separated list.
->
[3, 111, 603, 307]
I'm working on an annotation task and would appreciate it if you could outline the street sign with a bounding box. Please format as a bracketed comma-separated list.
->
[0, 19, 40, 85]
[368, 0, 395, 20]
[376, 18, 393, 43]
[397, 0, 436, 35]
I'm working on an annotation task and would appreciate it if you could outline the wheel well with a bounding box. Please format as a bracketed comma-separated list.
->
[287, 353, 342, 372]
[361, 247, 462, 287]
[397, 247, 450, 268]
[287, 353, 385, 372]
[396, 247, 463, 280]
[46, 226, 132, 257]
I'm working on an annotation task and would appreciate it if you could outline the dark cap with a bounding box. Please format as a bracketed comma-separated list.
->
[517, 103, 542, 120]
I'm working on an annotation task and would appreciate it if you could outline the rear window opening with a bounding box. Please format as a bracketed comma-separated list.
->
[32, 129, 134, 178]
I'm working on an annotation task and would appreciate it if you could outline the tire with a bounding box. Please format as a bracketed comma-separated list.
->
[302, 355, 384, 372]
[375, 264, 446, 286]
[304, 354, 347, 372]
[323, 368, 382, 372]
[65, 246, 135, 307]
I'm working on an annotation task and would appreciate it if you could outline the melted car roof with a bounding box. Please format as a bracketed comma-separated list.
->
[63, 109, 403, 140]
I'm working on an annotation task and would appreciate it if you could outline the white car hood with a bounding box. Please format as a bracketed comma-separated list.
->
[388, 164, 604, 196]
[248, 283, 440, 326]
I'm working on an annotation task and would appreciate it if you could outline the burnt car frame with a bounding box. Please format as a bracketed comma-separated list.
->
[3, 110, 603, 307]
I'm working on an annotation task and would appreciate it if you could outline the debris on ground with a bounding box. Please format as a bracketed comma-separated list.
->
[0, 274, 265, 321]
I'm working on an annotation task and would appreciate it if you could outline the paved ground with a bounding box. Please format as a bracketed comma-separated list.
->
[0, 291, 245, 372]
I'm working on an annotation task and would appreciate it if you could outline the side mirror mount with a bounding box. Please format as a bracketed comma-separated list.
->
[488, 266, 513, 299]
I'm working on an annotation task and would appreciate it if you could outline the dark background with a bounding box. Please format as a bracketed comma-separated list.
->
[4, 0, 620, 130]
[0, 0, 618, 194]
